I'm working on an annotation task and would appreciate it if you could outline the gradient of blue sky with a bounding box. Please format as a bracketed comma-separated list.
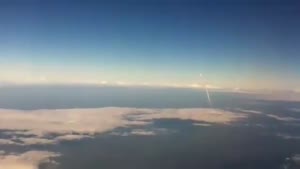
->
[0, 0, 299, 90]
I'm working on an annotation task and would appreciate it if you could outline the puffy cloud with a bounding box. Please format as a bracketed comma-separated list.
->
[0, 151, 60, 169]
[0, 107, 246, 145]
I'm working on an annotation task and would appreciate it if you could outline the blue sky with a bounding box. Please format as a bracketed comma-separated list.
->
[0, 0, 299, 90]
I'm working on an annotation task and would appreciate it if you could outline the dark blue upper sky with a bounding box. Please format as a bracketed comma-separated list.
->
[0, 0, 299, 90]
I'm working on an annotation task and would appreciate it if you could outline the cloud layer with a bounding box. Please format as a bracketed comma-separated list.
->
[0, 151, 60, 169]
[0, 107, 248, 168]
[0, 107, 246, 146]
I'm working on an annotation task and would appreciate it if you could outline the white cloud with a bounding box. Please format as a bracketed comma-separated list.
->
[234, 108, 262, 115]
[266, 114, 298, 122]
[193, 123, 212, 126]
[0, 107, 141, 137]
[0, 107, 246, 146]
[111, 128, 173, 136]
[0, 151, 60, 169]
[129, 129, 156, 136]
[0, 66, 225, 90]
[133, 108, 247, 124]
[55, 134, 92, 142]
[235, 108, 299, 122]
[277, 133, 300, 140]
[17, 138, 55, 145]
[111, 129, 156, 136]
[0, 135, 93, 146]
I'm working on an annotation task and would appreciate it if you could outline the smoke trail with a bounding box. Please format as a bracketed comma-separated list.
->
[205, 85, 212, 107]
[200, 74, 212, 107]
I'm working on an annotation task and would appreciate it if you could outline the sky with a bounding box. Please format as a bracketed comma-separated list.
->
[1, 2, 300, 168]
[0, 0, 300, 91]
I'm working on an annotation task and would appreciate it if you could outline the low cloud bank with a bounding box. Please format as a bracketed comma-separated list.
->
[0, 107, 246, 146]
[0, 151, 60, 169]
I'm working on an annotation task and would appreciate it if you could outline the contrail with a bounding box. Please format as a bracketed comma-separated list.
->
[200, 74, 212, 107]
[205, 85, 212, 107]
